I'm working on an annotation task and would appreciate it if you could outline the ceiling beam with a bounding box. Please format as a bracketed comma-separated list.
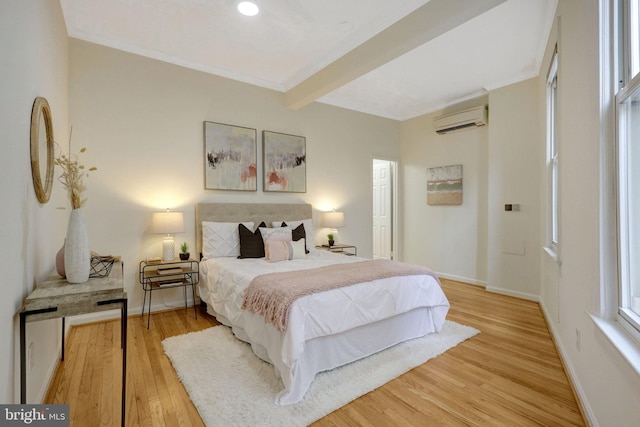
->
[284, 0, 507, 110]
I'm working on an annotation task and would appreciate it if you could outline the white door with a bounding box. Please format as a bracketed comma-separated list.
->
[373, 159, 392, 260]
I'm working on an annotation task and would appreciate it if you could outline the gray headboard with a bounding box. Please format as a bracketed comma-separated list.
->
[195, 203, 312, 255]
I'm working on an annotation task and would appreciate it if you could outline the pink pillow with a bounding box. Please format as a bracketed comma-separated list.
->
[265, 240, 290, 262]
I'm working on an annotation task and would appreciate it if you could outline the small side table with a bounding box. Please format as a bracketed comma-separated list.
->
[316, 243, 357, 256]
[139, 259, 199, 328]
[19, 262, 127, 427]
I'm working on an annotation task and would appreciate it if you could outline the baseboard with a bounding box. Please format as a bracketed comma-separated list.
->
[437, 272, 540, 302]
[34, 340, 63, 404]
[436, 272, 487, 287]
[64, 297, 198, 328]
[485, 285, 540, 302]
[64, 309, 124, 328]
[539, 301, 598, 427]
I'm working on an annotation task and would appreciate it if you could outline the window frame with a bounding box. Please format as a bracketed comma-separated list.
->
[615, 0, 640, 340]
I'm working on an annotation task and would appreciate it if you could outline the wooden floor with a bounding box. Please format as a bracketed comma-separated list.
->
[45, 279, 586, 426]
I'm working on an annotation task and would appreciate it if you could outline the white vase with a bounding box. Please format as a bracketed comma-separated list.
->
[64, 208, 90, 283]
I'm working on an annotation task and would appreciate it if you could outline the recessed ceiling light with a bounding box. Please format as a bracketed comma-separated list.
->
[237, 1, 259, 17]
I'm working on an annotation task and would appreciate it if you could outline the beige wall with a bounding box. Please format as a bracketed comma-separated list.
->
[400, 76, 541, 300]
[1, 0, 68, 403]
[399, 100, 489, 284]
[487, 78, 541, 300]
[537, 1, 640, 424]
[68, 39, 401, 313]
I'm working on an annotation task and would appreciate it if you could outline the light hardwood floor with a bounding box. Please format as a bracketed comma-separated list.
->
[45, 279, 586, 426]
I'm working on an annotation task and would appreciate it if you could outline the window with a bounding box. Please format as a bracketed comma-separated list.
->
[547, 49, 559, 253]
[616, 0, 640, 336]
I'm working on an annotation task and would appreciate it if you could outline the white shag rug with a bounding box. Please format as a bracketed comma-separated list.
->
[162, 321, 479, 427]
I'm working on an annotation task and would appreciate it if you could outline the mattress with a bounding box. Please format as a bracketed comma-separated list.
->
[198, 251, 450, 404]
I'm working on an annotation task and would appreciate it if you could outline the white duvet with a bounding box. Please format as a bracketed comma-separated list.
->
[198, 251, 450, 405]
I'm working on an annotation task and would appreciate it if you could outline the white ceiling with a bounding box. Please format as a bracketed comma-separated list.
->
[60, 0, 556, 121]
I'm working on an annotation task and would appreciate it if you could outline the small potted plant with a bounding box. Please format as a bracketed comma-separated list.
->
[327, 233, 335, 247]
[179, 242, 190, 260]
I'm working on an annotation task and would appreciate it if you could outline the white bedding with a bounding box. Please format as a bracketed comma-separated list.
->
[198, 251, 450, 405]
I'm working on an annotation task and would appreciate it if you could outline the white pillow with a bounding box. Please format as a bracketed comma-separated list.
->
[259, 226, 292, 244]
[271, 219, 315, 252]
[290, 239, 307, 259]
[202, 221, 253, 258]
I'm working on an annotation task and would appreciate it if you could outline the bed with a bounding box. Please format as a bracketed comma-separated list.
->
[195, 202, 450, 405]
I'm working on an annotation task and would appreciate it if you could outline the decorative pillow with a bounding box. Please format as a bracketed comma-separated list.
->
[202, 221, 253, 258]
[265, 239, 306, 262]
[281, 222, 310, 254]
[259, 226, 292, 244]
[290, 239, 306, 259]
[272, 219, 315, 252]
[238, 222, 266, 259]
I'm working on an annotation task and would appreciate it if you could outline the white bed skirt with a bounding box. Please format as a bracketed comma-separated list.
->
[206, 303, 447, 405]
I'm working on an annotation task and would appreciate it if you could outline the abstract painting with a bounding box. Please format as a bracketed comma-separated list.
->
[263, 130, 306, 193]
[204, 121, 257, 191]
[427, 164, 463, 205]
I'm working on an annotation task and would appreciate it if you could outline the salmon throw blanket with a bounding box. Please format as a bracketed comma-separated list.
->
[242, 259, 439, 332]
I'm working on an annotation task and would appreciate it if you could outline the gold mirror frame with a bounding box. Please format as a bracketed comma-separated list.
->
[30, 97, 55, 204]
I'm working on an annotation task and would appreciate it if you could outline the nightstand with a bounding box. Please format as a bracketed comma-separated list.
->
[316, 243, 357, 256]
[139, 258, 199, 328]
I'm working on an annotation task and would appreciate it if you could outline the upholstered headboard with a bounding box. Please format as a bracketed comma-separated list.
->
[195, 203, 312, 255]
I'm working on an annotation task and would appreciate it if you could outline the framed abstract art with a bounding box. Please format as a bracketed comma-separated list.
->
[204, 121, 257, 191]
[262, 130, 306, 193]
[426, 164, 463, 205]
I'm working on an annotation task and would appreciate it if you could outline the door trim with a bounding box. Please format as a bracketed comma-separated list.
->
[372, 156, 399, 261]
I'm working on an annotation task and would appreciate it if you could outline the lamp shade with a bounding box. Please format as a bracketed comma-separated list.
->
[322, 211, 344, 228]
[151, 211, 185, 234]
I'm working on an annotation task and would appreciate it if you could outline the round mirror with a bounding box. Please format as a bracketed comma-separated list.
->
[30, 97, 55, 204]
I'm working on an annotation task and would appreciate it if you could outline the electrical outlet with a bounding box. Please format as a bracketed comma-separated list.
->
[575, 329, 581, 352]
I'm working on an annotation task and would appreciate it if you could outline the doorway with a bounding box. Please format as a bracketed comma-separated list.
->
[372, 158, 397, 260]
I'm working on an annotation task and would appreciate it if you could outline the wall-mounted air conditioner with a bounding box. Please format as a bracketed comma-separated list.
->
[434, 105, 488, 134]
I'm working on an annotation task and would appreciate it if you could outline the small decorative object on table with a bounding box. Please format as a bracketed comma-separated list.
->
[179, 242, 190, 260]
[327, 233, 335, 247]
[90, 254, 120, 278]
[55, 128, 97, 284]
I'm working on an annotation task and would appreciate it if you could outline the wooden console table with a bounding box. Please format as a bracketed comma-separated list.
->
[19, 262, 127, 427]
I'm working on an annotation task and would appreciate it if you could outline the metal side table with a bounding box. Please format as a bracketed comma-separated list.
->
[19, 262, 127, 427]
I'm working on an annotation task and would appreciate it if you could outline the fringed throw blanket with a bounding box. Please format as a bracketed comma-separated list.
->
[242, 259, 439, 332]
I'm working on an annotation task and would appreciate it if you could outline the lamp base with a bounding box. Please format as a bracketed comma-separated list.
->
[162, 237, 175, 261]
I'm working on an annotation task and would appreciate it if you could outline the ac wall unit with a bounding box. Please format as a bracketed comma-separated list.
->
[434, 105, 487, 134]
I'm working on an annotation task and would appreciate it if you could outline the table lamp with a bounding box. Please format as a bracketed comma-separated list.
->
[152, 210, 185, 261]
[322, 210, 344, 245]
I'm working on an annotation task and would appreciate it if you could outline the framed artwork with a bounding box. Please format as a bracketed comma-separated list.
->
[427, 164, 463, 205]
[262, 130, 306, 193]
[204, 121, 257, 191]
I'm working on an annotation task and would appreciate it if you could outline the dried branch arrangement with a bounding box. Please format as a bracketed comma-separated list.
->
[55, 128, 97, 209]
